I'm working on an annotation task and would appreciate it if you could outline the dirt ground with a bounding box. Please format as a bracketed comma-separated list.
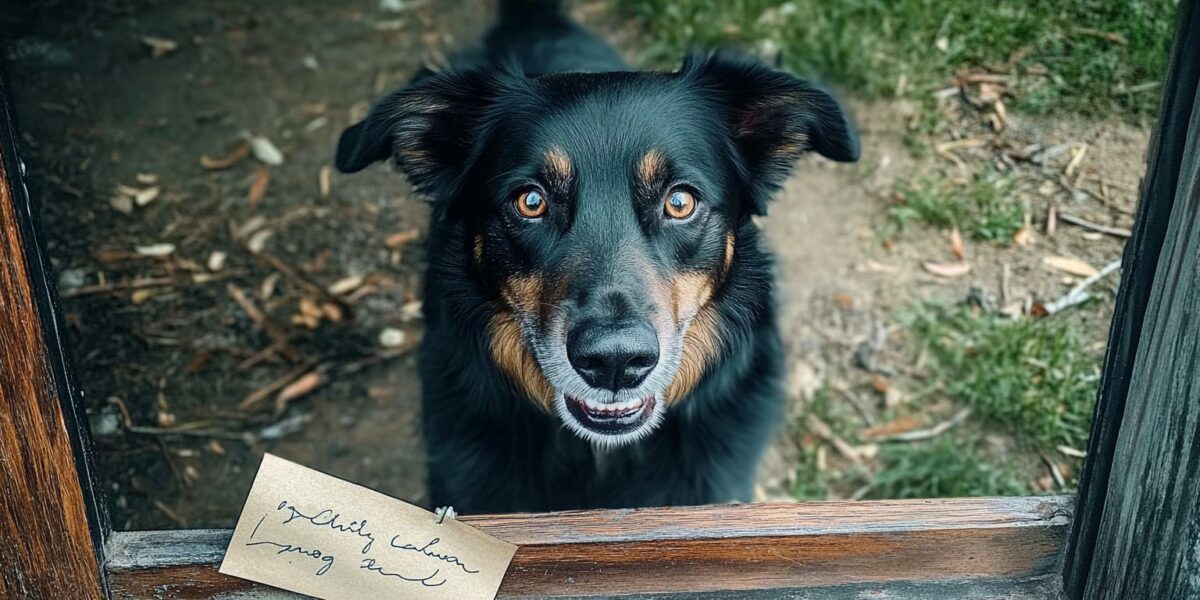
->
[3, 0, 1146, 529]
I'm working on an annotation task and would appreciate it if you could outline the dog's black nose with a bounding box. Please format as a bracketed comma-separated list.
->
[567, 321, 659, 391]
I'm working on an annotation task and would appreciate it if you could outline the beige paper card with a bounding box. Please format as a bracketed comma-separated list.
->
[220, 454, 516, 600]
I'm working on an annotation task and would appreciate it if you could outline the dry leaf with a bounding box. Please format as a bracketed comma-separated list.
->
[922, 261, 971, 278]
[141, 36, 178, 59]
[208, 439, 226, 456]
[248, 166, 270, 207]
[299, 297, 323, 319]
[864, 415, 925, 439]
[136, 173, 159, 185]
[246, 134, 284, 166]
[201, 141, 250, 170]
[832, 294, 854, 308]
[949, 227, 965, 260]
[319, 165, 332, 200]
[136, 243, 176, 257]
[321, 302, 343, 322]
[385, 229, 420, 248]
[275, 371, 323, 409]
[1043, 255, 1099, 277]
[870, 375, 890, 393]
[1013, 226, 1033, 246]
[328, 275, 366, 296]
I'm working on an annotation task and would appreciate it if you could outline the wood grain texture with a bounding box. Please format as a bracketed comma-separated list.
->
[107, 497, 1070, 599]
[0, 74, 105, 597]
[1062, 1, 1200, 598]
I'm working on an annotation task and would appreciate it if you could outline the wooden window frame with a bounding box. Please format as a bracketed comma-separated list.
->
[2, 2, 1198, 597]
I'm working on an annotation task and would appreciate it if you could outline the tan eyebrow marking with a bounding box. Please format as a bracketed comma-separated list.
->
[637, 149, 665, 185]
[544, 146, 572, 182]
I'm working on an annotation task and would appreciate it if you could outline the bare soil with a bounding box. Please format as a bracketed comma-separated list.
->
[3, 0, 1146, 528]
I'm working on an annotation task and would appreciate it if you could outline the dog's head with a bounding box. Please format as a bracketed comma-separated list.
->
[337, 53, 858, 447]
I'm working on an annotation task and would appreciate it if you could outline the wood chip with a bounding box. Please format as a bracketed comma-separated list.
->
[1059, 445, 1088, 459]
[136, 173, 159, 185]
[246, 229, 273, 254]
[135, 186, 160, 207]
[248, 166, 270, 207]
[385, 229, 420, 249]
[319, 165, 332, 200]
[246, 134, 284, 166]
[922, 261, 971, 278]
[201, 141, 250, 170]
[110, 195, 134, 215]
[1043, 255, 1099, 277]
[378, 327, 406, 348]
[207, 251, 227, 272]
[141, 36, 178, 59]
[328, 275, 366, 296]
[136, 243, 176, 257]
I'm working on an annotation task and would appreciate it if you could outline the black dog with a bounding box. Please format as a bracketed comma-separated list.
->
[336, 0, 858, 513]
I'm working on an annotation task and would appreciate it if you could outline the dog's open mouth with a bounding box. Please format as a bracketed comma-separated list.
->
[564, 394, 657, 435]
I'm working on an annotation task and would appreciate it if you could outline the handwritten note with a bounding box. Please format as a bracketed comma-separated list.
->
[220, 454, 516, 600]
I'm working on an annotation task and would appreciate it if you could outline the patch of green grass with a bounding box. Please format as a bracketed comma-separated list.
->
[615, 0, 1177, 120]
[865, 436, 1027, 499]
[904, 304, 1101, 451]
[889, 175, 1024, 244]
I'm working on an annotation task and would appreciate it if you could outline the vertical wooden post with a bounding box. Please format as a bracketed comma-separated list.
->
[0, 68, 107, 597]
[1063, 0, 1200, 597]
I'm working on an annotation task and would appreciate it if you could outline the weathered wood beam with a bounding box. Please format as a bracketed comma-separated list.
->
[107, 497, 1070, 599]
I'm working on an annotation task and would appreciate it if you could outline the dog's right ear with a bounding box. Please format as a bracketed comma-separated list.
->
[336, 69, 507, 197]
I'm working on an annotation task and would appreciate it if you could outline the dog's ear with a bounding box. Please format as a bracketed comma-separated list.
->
[683, 52, 859, 214]
[336, 69, 507, 197]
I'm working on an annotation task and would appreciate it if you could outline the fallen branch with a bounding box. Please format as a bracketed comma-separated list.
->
[1042, 259, 1122, 315]
[226, 283, 303, 363]
[872, 408, 971, 443]
[1057, 212, 1132, 238]
[238, 360, 318, 411]
[806, 414, 863, 465]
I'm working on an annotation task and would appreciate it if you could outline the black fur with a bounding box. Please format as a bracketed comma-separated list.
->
[337, 0, 858, 513]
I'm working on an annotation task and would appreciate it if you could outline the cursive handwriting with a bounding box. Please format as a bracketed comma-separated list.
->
[390, 536, 479, 574]
[246, 515, 335, 576]
[360, 558, 446, 587]
[277, 500, 377, 554]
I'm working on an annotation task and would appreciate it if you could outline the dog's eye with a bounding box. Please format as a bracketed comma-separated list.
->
[515, 189, 548, 219]
[663, 189, 696, 220]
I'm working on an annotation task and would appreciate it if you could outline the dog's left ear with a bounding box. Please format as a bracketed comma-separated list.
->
[335, 68, 507, 199]
[684, 52, 860, 214]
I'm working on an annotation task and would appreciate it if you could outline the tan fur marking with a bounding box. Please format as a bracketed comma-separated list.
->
[488, 310, 556, 411]
[473, 234, 484, 265]
[670, 272, 714, 325]
[544, 147, 572, 182]
[665, 304, 722, 403]
[501, 275, 544, 314]
[722, 231, 736, 277]
[637, 149, 665, 186]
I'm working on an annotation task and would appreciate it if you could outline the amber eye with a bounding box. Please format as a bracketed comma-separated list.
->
[664, 189, 696, 220]
[515, 189, 548, 219]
